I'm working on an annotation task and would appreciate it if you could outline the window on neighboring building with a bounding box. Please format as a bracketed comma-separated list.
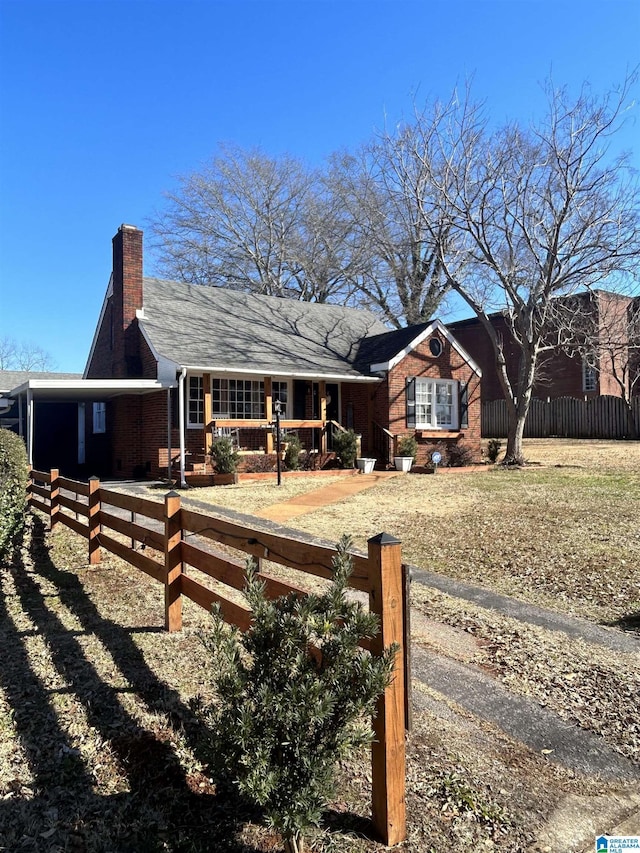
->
[213, 378, 265, 419]
[93, 402, 106, 434]
[407, 378, 459, 429]
[582, 358, 597, 393]
[188, 376, 204, 427]
[272, 380, 289, 417]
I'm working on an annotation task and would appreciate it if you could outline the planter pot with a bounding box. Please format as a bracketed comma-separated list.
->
[394, 456, 413, 472]
[356, 457, 376, 474]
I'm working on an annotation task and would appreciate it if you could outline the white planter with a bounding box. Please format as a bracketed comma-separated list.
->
[394, 456, 413, 472]
[356, 457, 376, 474]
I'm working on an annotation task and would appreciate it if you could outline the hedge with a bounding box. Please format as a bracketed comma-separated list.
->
[0, 429, 28, 560]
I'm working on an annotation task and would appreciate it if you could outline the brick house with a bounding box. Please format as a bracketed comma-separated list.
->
[448, 290, 639, 404]
[9, 224, 482, 479]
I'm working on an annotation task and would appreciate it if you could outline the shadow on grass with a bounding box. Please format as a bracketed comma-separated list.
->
[605, 610, 640, 635]
[0, 514, 265, 853]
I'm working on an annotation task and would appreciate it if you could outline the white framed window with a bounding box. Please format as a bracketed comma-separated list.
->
[272, 380, 289, 418]
[188, 376, 204, 427]
[213, 378, 265, 419]
[582, 358, 597, 392]
[93, 402, 106, 434]
[407, 378, 459, 429]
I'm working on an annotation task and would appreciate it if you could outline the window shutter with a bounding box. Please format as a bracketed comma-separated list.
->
[406, 377, 416, 428]
[460, 382, 469, 429]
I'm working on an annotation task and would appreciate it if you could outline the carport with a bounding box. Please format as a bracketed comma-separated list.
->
[8, 378, 176, 478]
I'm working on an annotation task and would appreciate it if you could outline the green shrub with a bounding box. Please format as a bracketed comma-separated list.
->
[396, 434, 418, 462]
[283, 433, 302, 471]
[486, 438, 502, 464]
[210, 436, 239, 474]
[0, 429, 28, 560]
[198, 535, 396, 853]
[332, 429, 358, 468]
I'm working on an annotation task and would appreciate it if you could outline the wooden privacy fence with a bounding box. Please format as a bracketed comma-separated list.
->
[27, 468, 408, 847]
[482, 395, 640, 439]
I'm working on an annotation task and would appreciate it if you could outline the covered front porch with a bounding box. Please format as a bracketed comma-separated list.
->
[177, 372, 376, 483]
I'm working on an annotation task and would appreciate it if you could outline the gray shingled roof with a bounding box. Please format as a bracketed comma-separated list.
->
[0, 370, 82, 393]
[140, 278, 390, 378]
[353, 322, 432, 372]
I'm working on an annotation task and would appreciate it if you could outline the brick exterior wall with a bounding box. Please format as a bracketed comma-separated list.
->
[449, 291, 636, 403]
[378, 331, 482, 464]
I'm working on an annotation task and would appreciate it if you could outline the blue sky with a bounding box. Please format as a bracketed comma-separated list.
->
[1, 0, 639, 373]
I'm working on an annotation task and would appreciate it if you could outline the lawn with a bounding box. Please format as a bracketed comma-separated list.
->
[199, 439, 640, 628]
[0, 439, 638, 852]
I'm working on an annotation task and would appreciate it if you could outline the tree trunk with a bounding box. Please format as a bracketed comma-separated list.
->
[284, 833, 304, 853]
[502, 350, 537, 465]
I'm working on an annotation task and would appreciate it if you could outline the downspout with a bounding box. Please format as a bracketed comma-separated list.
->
[18, 393, 24, 438]
[27, 387, 34, 468]
[178, 368, 187, 488]
[167, 387, 172, 484]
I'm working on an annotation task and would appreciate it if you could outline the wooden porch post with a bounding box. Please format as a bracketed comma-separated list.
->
[88, 477, 101, 565]
[203, 373, 213, 457]
[49, 468, 60, 531]
[265, 377, 274, 454]
[367, 532, 406, 847]
[164, 491, 183, 632]
[319, 380, 327, 454]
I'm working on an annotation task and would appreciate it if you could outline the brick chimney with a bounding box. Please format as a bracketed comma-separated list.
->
[112, 224, 143, 377]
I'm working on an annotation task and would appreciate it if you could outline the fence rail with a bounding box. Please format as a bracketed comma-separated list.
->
[482, 395, 640, 439]
[27, 468, 408, 847]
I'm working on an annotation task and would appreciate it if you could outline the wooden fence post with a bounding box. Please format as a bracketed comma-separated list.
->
[88, 477, 101, 565]
[164, 491, 183, 632]
[402, 563, 413, 733]
[368, 532, 407, 847]
[50, 468, 60, 531]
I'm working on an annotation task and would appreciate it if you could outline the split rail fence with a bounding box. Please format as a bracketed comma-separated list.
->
[482, 395, 640, 439]
[27, 467, 409, 847]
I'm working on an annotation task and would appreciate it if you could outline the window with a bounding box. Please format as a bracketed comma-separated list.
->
[93, 402, 106, 434]
[429, 337, 443, 357]
[213, 378, 265, 419]
[582, 358, 597, 392]
[407, 378, 459, 429]
[188, 376, 204, 427]
[272, 380, 289, 417]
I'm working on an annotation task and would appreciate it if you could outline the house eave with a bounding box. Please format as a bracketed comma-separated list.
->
[178, 364, 382, 383]
[371, 319, 483, 377]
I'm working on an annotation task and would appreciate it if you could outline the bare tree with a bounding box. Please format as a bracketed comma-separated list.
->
[0, 336, 55, 371]
[407, 76, 640, 463]
[326, 140, 451, 328]
[149, 144, 354, 304]
[549, 289, 640, 437]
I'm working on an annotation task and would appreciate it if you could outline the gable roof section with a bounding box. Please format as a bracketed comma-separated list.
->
[138, 277, 390, 380]
[356, 319, 482, 376]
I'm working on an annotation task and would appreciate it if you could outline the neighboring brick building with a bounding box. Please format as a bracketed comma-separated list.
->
[448, 290, 638, 404]
[8, 224, 483, 479]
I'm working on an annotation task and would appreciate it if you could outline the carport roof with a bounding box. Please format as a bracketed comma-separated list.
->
[8, 378, 176, 400]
